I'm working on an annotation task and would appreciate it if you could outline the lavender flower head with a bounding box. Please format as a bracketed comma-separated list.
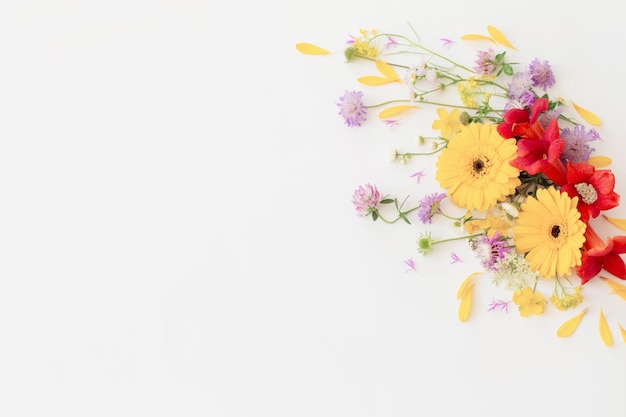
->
[528, 58, 555, 91]
[417, 192, 446, 224]
[352, 183, 382, 216]
[560, 125, 598, 164]
[474, 49, 496, 75]
[505, 70, 535, 110]
[472, 232, 512, 271]
[337, 90, 367, 127]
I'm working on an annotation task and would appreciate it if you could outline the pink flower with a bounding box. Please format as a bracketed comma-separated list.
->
[352, 184, 382, 217]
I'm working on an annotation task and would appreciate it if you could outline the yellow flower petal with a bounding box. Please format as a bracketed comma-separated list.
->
[458, 282, 475, 323]
[619, 323, 626, 344]
[571, 101, 601, 126]
[357, 75, 399, 86]
[599, 276, 626, 301]
[486, 25, 517, 50]
[295, 42, 330, 55]
[375, 60, 400, 82]
[588, 155, 612, 168]
[457, 272, 481, 299]
[378, 105, 419, 119]
[556, 308, 588, 337]
[602, 215, 626, 232]
[460, 34, 495, 44]
[599, 308, 613, 346]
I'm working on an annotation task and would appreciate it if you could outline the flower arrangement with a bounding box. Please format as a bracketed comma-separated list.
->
[297, 25, 626, 346]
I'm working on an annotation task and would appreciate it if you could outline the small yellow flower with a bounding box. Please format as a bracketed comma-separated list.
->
[432, 108, 462, 139]
[512, 287, 547, 317]
[457, 83, 478, 109]
[550, 285, 583, 311]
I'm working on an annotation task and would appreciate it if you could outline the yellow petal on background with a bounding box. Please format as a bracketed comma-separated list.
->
[603, 216, 626, 232]
[378, 105, 419, 119]
[357, 75, 399, 86]
[571, 101, 601, 126]
[295, 42, 330, 55]
[599, 308, 613, 346]
[486, 25, 517, 50]
[619, 323, 626, 344]
[599, 276, 626, 301]
[458, 282, 475, 323]
[457, 272, 481, 299]
[375, 60, 400, 82]
[460, 34, 495, 44]
[588, 155, 612, 168]
[556, 308, 588, 337]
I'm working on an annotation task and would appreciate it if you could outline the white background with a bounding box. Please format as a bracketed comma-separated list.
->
[1, 0, 626, 416]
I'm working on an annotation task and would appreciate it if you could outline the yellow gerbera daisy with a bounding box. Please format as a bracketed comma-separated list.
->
[435, 123, 520, 212]
[513, 187, 587, 278]
[432, 108, 462, 139]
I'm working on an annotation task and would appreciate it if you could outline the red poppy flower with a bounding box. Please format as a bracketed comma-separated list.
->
[560, 161, 620, 223]
[576, 224, 626, 284]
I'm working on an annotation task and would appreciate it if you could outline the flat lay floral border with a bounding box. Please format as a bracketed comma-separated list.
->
[297, 25, 626, 346]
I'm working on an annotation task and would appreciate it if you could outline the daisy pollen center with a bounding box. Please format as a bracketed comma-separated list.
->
[470, 156, 491, 178]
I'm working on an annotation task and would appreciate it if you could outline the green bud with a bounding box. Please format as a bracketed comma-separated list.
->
[460, 111, 471, 125]
[418, 136, 425, 144]
[344, 47, 356, 62]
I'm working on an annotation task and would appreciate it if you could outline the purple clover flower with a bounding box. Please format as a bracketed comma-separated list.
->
[472, 232, 511, 271]
[417, 192, 446, 224]
[337, 90, 367, 127]
[474, 49, 496, 75]
[560, 125, 597, 164]
[528, 58, 555, 91]
[352, 183, 382, 216]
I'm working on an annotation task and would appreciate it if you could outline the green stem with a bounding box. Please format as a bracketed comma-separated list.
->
[432, 233, 483, 246]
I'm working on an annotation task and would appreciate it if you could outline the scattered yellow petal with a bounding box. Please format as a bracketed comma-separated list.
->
[458, 282, 475, 323]
[599, 276, 626, 301]
[357, 75, 399, 86]
[486, 25, 517, 50]
[571, 101, 601, 126]
[556, 308, 588, 337]
[460, 34, 495, 44]
[599, 308, 613, 346]
[375, 60, 400, 82]
[603, 216, 626, 232]
[619, 323, 626, 344]
[457, 272, 481, 299]
[378, 105, 419, 119]
[588, 155, 612, 168]
[295, 42, 330, 55]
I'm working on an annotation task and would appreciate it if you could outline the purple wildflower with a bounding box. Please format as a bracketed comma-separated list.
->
[417, 192, 446, 224]
[337, 90, 368, 127]
[528, 58, 555, 91]
[352, 183, 382, 216]
[450, 252, 462, 264]
[384, 35, 398, 49]
[440, 38, 453, 48]
[487, 299, 510, 313]
[410, 169, 426, 184]
[472, 232, 511, 271]
[474, 49, 496, 75]
[560, 125, 597, 164]
[404, 258, 417, 273]
[383, 119, 401, 128]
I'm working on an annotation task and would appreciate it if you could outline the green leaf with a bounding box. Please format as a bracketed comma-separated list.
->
[371, 211, 379, 221]
[380, 199, 394, 204]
